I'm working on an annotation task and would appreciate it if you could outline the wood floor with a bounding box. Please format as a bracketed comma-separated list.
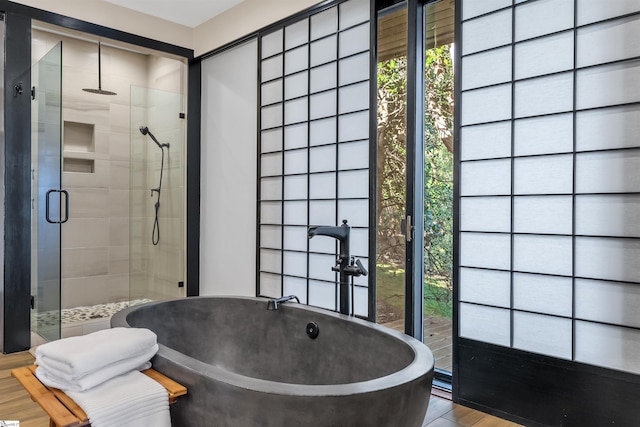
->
[0, 352, 521, 427]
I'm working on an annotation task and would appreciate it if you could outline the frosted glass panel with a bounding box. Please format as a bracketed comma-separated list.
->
[338, 111, 369, 142]
[284, 123, 308, 150]
[461, 84, 512, 125]
[310, 62, 337, 93]
[309, 253, 338, 281]
[460, 121, 511, 160]
[459, 303, 510, 346]
[310, 35, 337, 67]
[261, 152, 282, 176]
[514, 155, 573, 195]
[261, 104, 283, 129]
[513, 235, 572, 276]
[337, 199, 368, 227]
[513, 196, 573, 235]
[353, 285, 368, 317]
[460, 196, 511, 232]
[284, 72, 308, 100]
[339, 53, 369, 86]
[262, 55, 283, 81]
[261, 29, 283, 59]
[350, 228, 368, 257]
[461, 47, 512, 91]
[575, 321, 640, 375]
[309, 172, 336, 199]
[338, 170, 368, 198]
[576, 105, 640, 152]
[339, 82, 369, 114]
[262, 79, 283, 105]
[576, 60, 640, 110]
[309, 145, 336, 172]
[261, 249, 282, 274]
[338, 140, 369, 170]
[577, 0, 640, 26]
[283, 251, 308, 277]
[514, 73, 573, 118]
[460, 232, 511, 270]
[285, 46, 309, 75]
[309, 280, 336, 310]
[575, 237, 640, 283]
[577, 16, 640, 68]
[462, 0, 511, 20]
[284, 149, 308, 175]
[261, 128, 282, 153]
[339, 0, 369, 30]
[576, 279, 640, 328]
[515, 0, 573, 42]
[514, 114, 573, 156]
[575, 150, 640, 194]
[513, 273, 572, 316]
[576, 195, 640, 238]
[309, 201, 337, 229]
[283, 277, 308, 304]
[460, 159, 511, 196]
[283, 226, 308, 251]
[310, 117, 337, 146]
[260, 226, 282, 249]
[284, 175, 307, 200]
[515, 31, 573, 80]
[261, 177, 282, 200]
[284, 97, 308, 125]
[459, 268, 511, 307]
[259, 273, 281, 297]
[261, 201, 282, 224]
[461, 9, 512, 55]
[311, 6, 338, 40]
[310, 90, 337, 120]
[285, 18, 309, 50]
[513, 312, 572, 359]
[339, 22, 369, 58]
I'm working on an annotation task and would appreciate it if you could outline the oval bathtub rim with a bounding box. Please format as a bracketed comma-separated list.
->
[111, 296, 435, 397]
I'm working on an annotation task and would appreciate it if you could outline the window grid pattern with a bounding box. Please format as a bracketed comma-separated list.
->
[459, 0, 640, 374]
[258, 0, 370, 316]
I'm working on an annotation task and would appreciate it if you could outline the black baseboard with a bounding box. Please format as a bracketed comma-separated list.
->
[454, 338, 640, 427]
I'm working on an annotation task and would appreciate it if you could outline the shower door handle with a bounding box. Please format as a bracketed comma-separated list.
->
[45, 189, 69, 224]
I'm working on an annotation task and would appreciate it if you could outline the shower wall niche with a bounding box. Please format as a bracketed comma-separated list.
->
[31, 24, 186, 337]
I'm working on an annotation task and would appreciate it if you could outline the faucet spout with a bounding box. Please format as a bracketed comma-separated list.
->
[308, 219, 350, 243]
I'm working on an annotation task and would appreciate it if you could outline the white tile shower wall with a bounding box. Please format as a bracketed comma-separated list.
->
[258, 0, 370, 315]
[459, 0, 640, 374]
[33, 30, 186, 309]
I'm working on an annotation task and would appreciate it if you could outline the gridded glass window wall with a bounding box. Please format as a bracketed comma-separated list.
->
[459, 0, 640, 374]
[258, 0, 371, 316]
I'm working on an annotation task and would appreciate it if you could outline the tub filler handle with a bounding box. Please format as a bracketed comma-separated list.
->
[267, 295, 300, 310]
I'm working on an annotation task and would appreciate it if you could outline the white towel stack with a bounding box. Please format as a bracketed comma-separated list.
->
[35, 327, 170, 427]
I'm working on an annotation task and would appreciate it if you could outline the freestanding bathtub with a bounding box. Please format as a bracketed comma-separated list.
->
[111, 296, 434, 426]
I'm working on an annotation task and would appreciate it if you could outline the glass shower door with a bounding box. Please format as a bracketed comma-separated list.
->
[31, 42, 63, 342]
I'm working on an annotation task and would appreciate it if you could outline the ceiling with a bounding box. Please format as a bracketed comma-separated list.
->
[102, 0, 245, 28]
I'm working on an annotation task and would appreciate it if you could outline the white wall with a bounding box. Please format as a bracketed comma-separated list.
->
[200, 39, 257, 296]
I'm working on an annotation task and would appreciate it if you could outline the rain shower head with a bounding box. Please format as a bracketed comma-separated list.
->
[82, 42, 117, 96]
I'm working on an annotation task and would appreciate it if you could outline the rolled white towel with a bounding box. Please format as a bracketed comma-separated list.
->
[35, 327, 157, 377]
[35, 344, 157, 391]
[66, 370, 171, 427]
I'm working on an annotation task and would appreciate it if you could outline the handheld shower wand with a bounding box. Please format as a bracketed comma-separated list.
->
[139, 126, 169, 246]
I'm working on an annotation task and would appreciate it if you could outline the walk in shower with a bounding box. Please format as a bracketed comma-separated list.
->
[30, 23, 187, 344]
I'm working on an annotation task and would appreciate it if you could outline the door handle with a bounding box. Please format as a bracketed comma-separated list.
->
[400, 214, 413, 242]
[45, 189, 69, 224]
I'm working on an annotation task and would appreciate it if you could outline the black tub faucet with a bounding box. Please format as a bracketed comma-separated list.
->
[267, 295, 300, 310]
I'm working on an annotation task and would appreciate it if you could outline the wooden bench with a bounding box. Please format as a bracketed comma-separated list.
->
[11, 365, 187, 427]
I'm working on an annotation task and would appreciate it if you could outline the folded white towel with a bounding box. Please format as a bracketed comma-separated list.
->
[35, 328, 157, 377]
[66, 370, 171, 427]
[35, 345, 156, 391]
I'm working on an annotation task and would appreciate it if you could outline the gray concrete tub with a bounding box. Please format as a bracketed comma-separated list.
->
[111, 296, 434, 427]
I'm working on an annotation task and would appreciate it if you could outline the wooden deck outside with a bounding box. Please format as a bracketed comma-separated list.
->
[382, 316, 453, 372]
